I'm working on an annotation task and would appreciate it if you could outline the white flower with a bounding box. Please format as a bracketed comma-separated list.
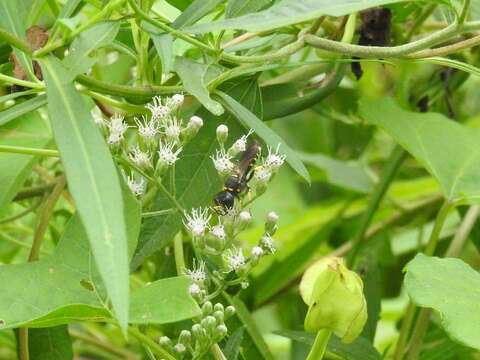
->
[225, 248, 246, 272]
[260, 234, 276, 254]
[231, 129, 254, 153]
[174, 344, 186, 353]
[211, 149, 234, 175]
[185, 260, 207, 283]
[251, 246, 264, 258]
[239, 210, 252, 223]
[127, 176, 145, 196]
[267, 211, 279, 224]
[254, 166, 272, 183]
[91, 107, 104, 126]
[129, 146, 151, 168]
[184, 207, 211, 237]
[163, 117, 182, 141]
[210, 224, 226, 240]
[189, 283, 201, 296]
[135, 115, 159, 141]
[146, 96, 170, 120]
[106, 114, 128, 144]
[265, 144, 286, 170]
[158, 141, 182, 166]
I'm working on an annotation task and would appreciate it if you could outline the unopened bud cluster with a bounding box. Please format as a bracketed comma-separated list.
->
[92, 94, 203, 197]
[158, 301, 235, 359]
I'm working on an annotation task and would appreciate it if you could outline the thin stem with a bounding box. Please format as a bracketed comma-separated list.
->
[0, 198, 43, 224]
[128, 327, 175, 360]
[424, 200, 454, 256]
[393, 302, 417, 360]
[141, 208, 176, 218]
[407, 34, 480, 58]
[459, 0, 471, 24]
[306, 329, 332, 360]
[80, 88, 148, 114]
[70, 329, 138, 360]
[211, 344, 227, 360]
[17, 329, 29, 360]
[173, 232, 185, 275]
[348, 146, 406, 265]
[0, 145, 59, 158]
[0, 73, 44, 89]
[222, 32, 259, 49]
[14, 183, 56, 201]
[0, 29, 32, 54]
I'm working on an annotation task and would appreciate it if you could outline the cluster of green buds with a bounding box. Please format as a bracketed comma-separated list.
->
[92, 94, 203, 197]
[158, 301, 235, 359]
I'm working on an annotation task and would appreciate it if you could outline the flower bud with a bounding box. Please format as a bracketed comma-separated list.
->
[173, 343, 186, 354]
[213, 310, 224, 324]
[189, 284, 204, 302]
[159, 336, 172, 349]
[266, 211, 279, 234]
[300, 257, 367, 343]
[224, 305, 235, 319]
[237, 210, 252, 230]
[202, 315, 217, 334]
[216, 124, 228, 144]
[182, 115, 203, 142]
[179, 330, 191, 346]
[202, 301, 213, 316]
[192, 324, 207, 342]
[213, 303, 224, 312]
[216, 324, 228, 338]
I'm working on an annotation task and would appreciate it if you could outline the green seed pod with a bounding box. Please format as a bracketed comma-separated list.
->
[300, 257, 367, 343]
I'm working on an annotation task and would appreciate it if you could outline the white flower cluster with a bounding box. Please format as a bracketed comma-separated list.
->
[93, 94, 203, 197]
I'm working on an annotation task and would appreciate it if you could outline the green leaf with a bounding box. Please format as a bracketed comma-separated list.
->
[405, 254, 480, 350]
[223, 327, 244, 360]
[151, 32, 174, 77]
[0, 95, 47, 127]
[0, 111, 50, 214]
[186, 0, 403, 33]
[0, 0, 35, 80]
[276, 330, 382, 360]
[360, 97, 480, 204]
[29, 326, 73, 360]
[40, 56, 130, 330]
[165, 0, 193, 11]
[299, 152, 373, 193]
[131, 78, 261, 269]
[0, 189, 199, 329]
[58, 0, 83, 18]
[226, 0, 274, 17]
[63, 21, 120, 78]
[174, 57, 224, 116]
[172, 0, 223, 28]
[216, 90, 311, 183]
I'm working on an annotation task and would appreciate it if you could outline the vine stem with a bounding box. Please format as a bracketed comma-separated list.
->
[404, 204, 479, 360]
[348, 145, 406, 266]
[393, 200, 455, 360]
[128, 327, 175, 360]
[17, 177, 66, 360]
[306, 329, 332, 360]
[0, 73, 44, 89]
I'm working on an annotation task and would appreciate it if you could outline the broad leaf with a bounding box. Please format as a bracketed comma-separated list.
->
[405, 254, 480, 349]
[360, 98, 480, 204]
[29, 326, 73, 360]
[172, 0, 223, 28]
[0, 190, 199, 329]
[40, 56, 130, 330]
[174, 57, 224, 116]
[299, 152, 373, 193]
[131, 78, 261, 269]
[276, 330, 382, 360]
[186, 0, 404, 33]
[216, 90, 311, 183]
[63, 21, 120, 78]
[0, 95, 47, 127]
[0, 111, 50, 215]
[226, 0, 274, 18]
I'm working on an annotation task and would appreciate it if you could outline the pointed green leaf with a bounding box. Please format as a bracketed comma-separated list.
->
[172, 0, 223, 28]
[63, 21, 120, 78]
[216, 90, 311, 183]
[405, 254, 480, 349]
[174, 57, 224, 116]
[226, 0, 274, 17]
[151, 32, 174, 77]
[360, 98, 480, 204]
[0, 95, 47, 127]
[186, 0, 403, 33]
[40, 56, 130, 330]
